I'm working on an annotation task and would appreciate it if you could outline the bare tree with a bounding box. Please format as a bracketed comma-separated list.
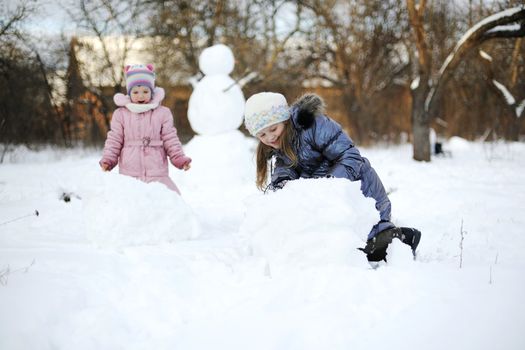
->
[0, 1, 34, 40]
[147, 0, 308, 138]
[148, 0, 305, 85]
[1, 0, 36, 153]
[478, 46, 525, 140]
[296, 0, 410, 142]
[407, 0, 525, 161]
[0, 0, 64, 158]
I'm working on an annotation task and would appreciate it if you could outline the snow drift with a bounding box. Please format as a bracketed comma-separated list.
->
[240, 178, 383, 271]
[82, 172, 200, 247]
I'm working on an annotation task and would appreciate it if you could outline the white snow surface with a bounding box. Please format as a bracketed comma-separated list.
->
[1, 138, 525, 350]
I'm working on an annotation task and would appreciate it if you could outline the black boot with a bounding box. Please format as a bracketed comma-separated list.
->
[359, 227, 421, 262]
[393, 227, 422, 258]
[358, 227, 400, 262]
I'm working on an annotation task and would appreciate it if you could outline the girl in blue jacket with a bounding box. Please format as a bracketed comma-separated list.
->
[243, 92, 420, 262]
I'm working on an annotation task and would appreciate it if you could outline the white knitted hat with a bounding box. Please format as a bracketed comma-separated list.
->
[244, 92, 290, 136]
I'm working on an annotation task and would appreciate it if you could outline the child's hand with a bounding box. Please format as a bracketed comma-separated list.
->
[172, 156, 192, 170]
[100, 163, 110, 172]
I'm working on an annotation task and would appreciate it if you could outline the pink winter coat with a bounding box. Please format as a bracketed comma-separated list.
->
[100, 87, 191, 193]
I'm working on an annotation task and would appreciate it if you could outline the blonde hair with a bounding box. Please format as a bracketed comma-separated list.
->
[255, 121, 298, 191]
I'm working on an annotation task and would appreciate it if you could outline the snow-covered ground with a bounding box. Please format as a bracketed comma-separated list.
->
[1, 138, 524, 350]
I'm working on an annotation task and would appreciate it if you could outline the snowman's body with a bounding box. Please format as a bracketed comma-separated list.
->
[187, 75, 245, 135]
[180, 45, 256, 189]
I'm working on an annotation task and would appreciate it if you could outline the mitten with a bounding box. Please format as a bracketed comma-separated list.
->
[172, 156, 192, 169]
[367, 220, 395, 240]
[99, 159, 116, 171]
[267, 179, 288, 192]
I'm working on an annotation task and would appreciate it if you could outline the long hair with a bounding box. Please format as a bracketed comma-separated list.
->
[255, 120, 298, 191]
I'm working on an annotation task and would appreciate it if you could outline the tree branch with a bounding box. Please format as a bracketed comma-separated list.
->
[407, 0, 431, 75]
[426, 7, 525, 118]
[0, 2, 31, 38]
[482, 21, 525, 40]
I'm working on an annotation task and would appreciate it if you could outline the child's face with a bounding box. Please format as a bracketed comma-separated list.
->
[256, 122, 286, 149]
[130, 85, 152, 104]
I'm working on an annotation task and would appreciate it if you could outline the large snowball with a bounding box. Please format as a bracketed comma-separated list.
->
[82, 172, 200, 248]
[187, 75, 245, 135]
[239, 178, 378, 271]
[199, 44, 234, 75]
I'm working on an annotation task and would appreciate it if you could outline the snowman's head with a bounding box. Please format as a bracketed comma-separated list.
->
[199, 44, 234, 76]
[125, 64, 155, 95]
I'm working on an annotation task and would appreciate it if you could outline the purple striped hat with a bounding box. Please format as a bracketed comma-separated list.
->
[125, 64, 155, 95]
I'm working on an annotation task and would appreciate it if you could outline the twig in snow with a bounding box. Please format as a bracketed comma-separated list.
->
[0, 210, 39, 226]
[0, 266, 9, 286]
[489, 252, 499, 285]
[60, 192, 81, 203]
[459, 219, 466, 269]
[0, 259, 36, 286]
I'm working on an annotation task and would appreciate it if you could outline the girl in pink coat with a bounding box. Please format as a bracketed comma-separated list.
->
[99, 64, 191, 194]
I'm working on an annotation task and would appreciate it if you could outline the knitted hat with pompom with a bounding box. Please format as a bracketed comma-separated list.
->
[125, 64, 155, 95]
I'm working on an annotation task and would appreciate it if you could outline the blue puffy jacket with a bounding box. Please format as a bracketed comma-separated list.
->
[269, 94, 392, 224]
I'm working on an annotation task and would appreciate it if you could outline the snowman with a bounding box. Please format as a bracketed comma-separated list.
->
[187, 44, 245, 135]
[181, 44, 256, 189]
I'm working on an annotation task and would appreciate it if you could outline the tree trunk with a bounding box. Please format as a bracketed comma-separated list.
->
[1, 142, 9, 164]
[411, 82, 431, 161]
[412, 114, 431, 161]
[407, 0, 432, 161]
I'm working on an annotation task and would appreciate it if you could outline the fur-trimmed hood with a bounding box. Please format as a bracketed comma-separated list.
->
[291, 93, 326, 129]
